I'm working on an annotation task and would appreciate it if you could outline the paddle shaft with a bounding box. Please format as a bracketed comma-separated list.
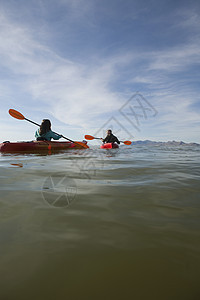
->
[90, 136, 124, 142]
[25, 117, 40, 127]
[85, 135, 131, 145]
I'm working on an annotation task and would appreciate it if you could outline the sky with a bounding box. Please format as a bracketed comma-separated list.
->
[0, 0, 200, 143]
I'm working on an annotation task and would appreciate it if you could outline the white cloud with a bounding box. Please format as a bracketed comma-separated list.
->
[0, 10, 130, 130]
[173, 8, 200, 32]
[147, 43, 200, 72]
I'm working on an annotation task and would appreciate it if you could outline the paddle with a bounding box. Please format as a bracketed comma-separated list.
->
[9, 109, 88, 149]
[84, 134, 132, 145]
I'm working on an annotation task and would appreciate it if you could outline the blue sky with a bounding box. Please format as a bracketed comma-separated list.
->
[0, 0, 200, 143]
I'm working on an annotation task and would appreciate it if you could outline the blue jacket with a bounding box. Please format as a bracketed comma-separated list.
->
[35, 129, 62, 141]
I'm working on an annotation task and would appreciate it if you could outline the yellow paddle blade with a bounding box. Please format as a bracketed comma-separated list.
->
[123, 141, 132, 145]
[84, 135, 95, 140]
[9, 109, 25, 120]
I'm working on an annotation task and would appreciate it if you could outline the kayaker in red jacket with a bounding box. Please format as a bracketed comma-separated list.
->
[101, 130, 120, 144]
[35, 119, 62, 141]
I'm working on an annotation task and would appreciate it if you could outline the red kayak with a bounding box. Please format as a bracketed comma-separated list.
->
[100, 143, 119, 149]
[0, 140, 89, 154]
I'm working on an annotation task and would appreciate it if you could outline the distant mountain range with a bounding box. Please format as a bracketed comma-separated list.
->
[132, 140, 200, 146]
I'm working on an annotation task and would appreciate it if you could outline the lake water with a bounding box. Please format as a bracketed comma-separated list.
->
[0, 144, 200, 300]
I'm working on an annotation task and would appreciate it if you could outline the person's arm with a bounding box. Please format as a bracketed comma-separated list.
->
[113, 135, 120, 144]
[103, 136, 109, 143]
[116, 137, 120, 144]
[50, 131, 62, 140]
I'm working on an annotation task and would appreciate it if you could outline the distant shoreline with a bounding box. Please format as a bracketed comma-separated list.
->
[132, 140, 200, 146]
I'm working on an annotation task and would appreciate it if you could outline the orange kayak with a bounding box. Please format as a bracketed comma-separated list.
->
[100, 143, 119, 149]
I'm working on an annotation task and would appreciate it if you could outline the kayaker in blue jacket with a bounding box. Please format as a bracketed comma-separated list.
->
[35, 119, 62, 141]
[101, 130, 120, 144]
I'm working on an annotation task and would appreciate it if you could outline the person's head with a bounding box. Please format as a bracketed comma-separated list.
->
[107, 129, 112, 136]
[39, 119, 51, 135]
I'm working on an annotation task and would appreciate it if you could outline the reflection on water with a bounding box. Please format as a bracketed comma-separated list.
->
[0, 145, 200, 299]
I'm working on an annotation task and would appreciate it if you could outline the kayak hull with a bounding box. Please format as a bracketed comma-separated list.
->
[0, 140, 89, 154]
[100, 143, 119, 149]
